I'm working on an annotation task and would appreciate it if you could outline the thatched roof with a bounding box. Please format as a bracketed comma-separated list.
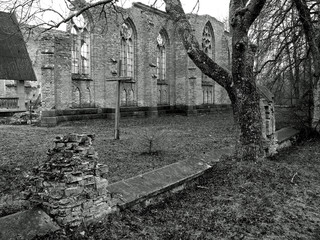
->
[0, 12, 36, 81]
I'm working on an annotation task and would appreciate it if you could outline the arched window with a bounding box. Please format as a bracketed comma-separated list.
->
[72, 85, 81, 108]
[156, 32, 167, 81]
[120, 21, 135, 78]
[71, 14, 90, 76]
[202, 22, 215, 105]
[202, 22, 215, 60]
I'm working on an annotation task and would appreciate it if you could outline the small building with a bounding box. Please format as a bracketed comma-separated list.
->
[0, 12, 36, 114]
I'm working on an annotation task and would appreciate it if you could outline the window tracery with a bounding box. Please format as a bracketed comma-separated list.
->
[201, 22, 215, 105]
[71, 15, 90, 76]
[120, 22, 134, 78]
[156, 33, 166, 81]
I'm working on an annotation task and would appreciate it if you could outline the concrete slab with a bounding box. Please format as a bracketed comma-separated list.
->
[106, 157, 216, 208]
[0, 207, 60, 240]
[276, 127, 300, 143]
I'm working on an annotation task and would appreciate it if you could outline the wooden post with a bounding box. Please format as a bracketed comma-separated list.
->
[106, 60, 131, 140]
[114, 61, 121, 140]
[114, 80, 121, 140]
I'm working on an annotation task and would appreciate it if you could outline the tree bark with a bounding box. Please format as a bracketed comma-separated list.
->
[164, 0, 266, 160]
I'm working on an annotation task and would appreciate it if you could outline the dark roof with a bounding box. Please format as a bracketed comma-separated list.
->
[0, 12, 36, 81]
[257, 84, 274, 102]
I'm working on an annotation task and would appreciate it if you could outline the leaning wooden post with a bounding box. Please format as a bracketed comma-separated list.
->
[114, 61, 122, 140]
[114, 79, 121, 140]
[106, 60, 131, 140]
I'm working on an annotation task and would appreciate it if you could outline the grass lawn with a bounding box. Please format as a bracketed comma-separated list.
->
[41, 139, 320, 240]
[2, 111, 320, 239]
[0, 112, 235, 195]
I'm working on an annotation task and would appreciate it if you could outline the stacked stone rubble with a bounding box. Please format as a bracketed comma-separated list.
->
[30, 134, 112, 226]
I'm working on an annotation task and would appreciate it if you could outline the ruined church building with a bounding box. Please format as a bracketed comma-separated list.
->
[10, 2, 232, 126]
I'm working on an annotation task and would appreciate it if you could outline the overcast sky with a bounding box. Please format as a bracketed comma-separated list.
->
[7, 0, 229, 29]
[121, 0, 230, 21]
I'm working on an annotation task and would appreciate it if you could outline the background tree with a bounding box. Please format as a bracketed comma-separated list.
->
[250, 0, 313, 128]
[251, 0, 320, 131]
[292, 0, 320, 130]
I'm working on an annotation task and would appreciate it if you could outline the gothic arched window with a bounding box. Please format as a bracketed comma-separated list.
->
[156, 32, 166, 81]
[120, 21, 135, 78]
[71, 14, 90, 76]
[201, 22, 215, 105]
[202, 22, 215, 60]
[202, 22, 215, 82]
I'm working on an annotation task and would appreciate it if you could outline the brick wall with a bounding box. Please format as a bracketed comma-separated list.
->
[23, 3, 232, 124]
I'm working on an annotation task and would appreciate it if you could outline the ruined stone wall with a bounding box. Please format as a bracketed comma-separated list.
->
[30, 134, 111, 226]
[188, 14, 231, 106]
[23, 3, 232, 121]
[89, 3, 176, 110]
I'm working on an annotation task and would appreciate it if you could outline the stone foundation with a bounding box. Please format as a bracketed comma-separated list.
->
[30, 134, 112, 226]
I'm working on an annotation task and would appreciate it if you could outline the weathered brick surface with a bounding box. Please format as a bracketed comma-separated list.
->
[21, 3, 232, 122]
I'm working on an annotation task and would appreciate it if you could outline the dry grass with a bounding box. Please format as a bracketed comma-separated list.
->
[0, 112, 235, 194]
[34, 139, 320, 240]
[2, 111, 320, 239]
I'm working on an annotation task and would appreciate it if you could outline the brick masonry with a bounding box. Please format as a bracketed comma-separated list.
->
[16, 3, 233, 125]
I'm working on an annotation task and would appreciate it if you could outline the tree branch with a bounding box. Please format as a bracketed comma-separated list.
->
[244, 0, 267, 28]
[43, 0, 115, 31]
[293, 0, 320, 79]
[163, 0, 233, 91]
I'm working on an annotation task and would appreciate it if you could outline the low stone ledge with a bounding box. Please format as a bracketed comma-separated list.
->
[107, 158, 213, 209]
[276, 127, 300, 143]
[276, 127, 300, 150]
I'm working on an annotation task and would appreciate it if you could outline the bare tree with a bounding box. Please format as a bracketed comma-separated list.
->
[292, 0, 320, 130]
[251, 0, 313, 114]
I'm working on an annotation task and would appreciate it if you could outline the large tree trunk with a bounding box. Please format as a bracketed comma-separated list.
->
[163, 0, 266, 160]
[232, 41, 263, 160]
[230, 6, 264, 160]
